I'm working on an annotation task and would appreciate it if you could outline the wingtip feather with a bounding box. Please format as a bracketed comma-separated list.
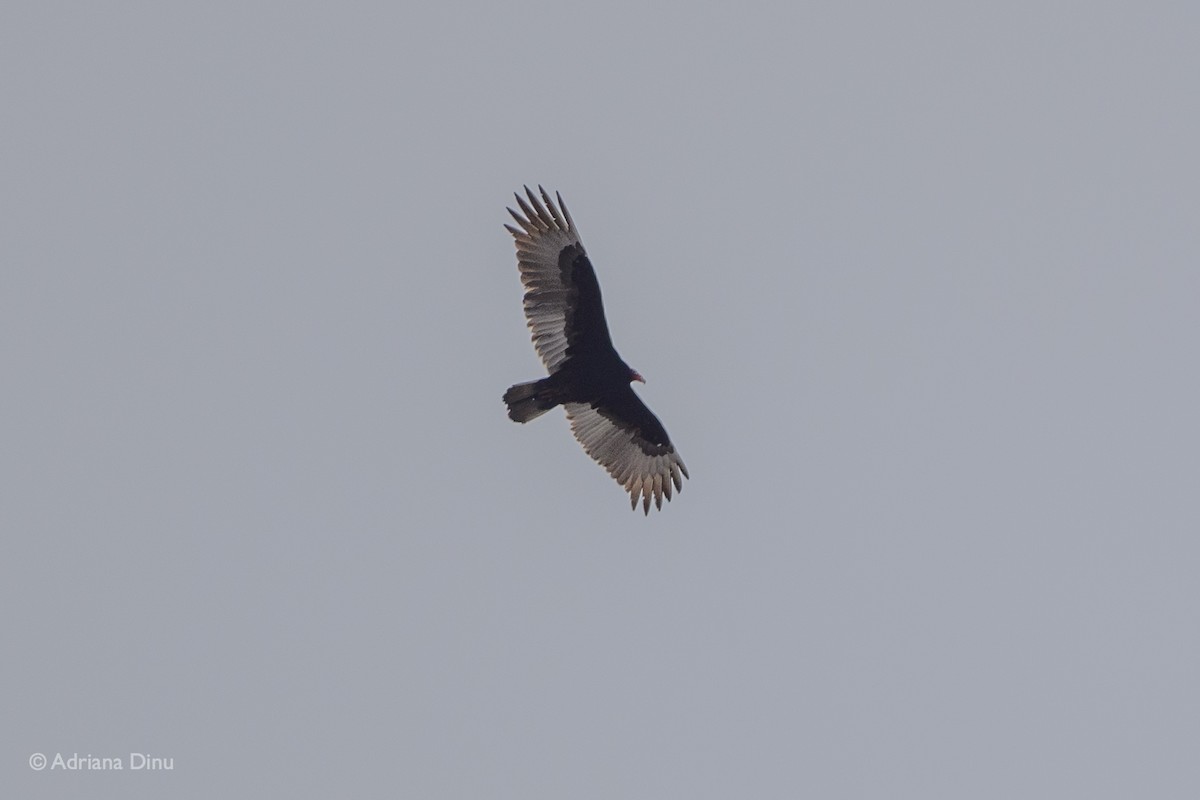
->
[557, 192, 575, 231]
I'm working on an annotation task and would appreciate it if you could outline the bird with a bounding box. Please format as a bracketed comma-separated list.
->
[503, 186, 689, 514]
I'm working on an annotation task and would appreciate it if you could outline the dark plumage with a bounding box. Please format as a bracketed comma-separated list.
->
[503, 186, 688, 514]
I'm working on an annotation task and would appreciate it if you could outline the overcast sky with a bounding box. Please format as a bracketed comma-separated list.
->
[4, 2, 1198, 798]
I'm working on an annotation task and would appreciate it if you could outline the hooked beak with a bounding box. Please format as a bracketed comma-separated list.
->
[631, 370, 645, 384]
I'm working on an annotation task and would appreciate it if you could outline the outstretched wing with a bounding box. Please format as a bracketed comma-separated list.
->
[504, 186, 615, 373]
[564, 387, 689, 515]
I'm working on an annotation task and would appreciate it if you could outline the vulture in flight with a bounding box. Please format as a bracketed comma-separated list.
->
[503, 186, 689, 514]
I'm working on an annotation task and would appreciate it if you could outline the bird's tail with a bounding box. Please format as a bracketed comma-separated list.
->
[504, 379, 556, 423]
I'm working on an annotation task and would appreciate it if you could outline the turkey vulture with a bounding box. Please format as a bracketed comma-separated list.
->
[503, 186, 688, 514]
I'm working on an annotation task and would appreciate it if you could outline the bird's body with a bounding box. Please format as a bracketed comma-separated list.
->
[503, 186, 688, 514]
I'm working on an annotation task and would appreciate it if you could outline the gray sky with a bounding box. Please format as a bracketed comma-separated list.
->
[4, 2, 1198, 797]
